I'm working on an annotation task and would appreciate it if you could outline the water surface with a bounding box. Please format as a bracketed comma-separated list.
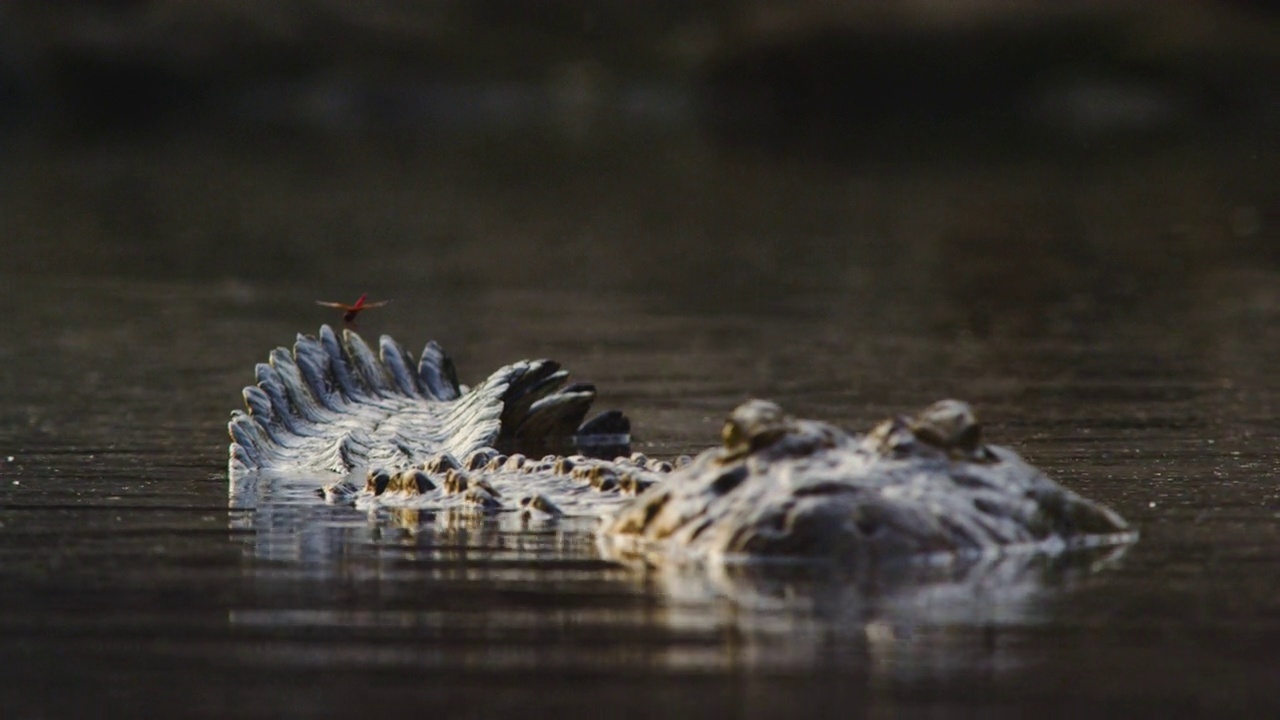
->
[1, 130, 1278, 717]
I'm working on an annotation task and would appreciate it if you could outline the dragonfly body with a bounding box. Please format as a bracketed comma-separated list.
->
[315, 294, 391, 326]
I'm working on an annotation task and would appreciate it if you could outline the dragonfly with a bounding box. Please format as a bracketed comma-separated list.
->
[315, 293, 391, 327]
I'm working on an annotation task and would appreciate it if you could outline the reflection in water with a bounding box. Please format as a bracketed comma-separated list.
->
[626, 545, 1130, 676]
[648, 546, 1130, 621]
[230, 471, 601, 570]
[230, 463, 1132, 680]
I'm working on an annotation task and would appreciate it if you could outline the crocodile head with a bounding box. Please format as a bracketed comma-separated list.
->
[599, 399, 1132, 564]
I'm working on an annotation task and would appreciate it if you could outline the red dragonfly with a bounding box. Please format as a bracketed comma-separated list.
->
[315, 293, 391, 326]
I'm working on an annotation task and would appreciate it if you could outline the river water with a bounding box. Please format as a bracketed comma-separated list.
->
[0, 127, 1277, 717]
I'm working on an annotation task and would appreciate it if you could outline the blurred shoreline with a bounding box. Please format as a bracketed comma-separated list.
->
[0, 1, 1274, 147]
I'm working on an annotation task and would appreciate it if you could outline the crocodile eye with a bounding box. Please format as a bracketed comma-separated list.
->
[911, 399, 982, 453]
[721, 399, 789, 458]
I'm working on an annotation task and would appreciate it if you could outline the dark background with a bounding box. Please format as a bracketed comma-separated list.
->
[2, 1, 1277, 290]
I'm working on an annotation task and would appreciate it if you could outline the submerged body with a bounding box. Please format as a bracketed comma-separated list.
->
[228, 326, 1133, 565]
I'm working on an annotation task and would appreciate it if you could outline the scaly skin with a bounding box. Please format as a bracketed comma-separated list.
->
[598, 399, 1133, 564]
[228, 327, 1134, 565]
[227, 325, 630, 478]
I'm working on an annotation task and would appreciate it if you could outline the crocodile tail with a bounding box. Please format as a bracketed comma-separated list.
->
[227, 325, 630, 477]
[490, 366, 631, 457]
[227, 325, 494, 476]
[418, 341, 461, 401]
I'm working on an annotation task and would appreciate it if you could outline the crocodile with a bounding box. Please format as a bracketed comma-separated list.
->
[228, 326, 1135, 566]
